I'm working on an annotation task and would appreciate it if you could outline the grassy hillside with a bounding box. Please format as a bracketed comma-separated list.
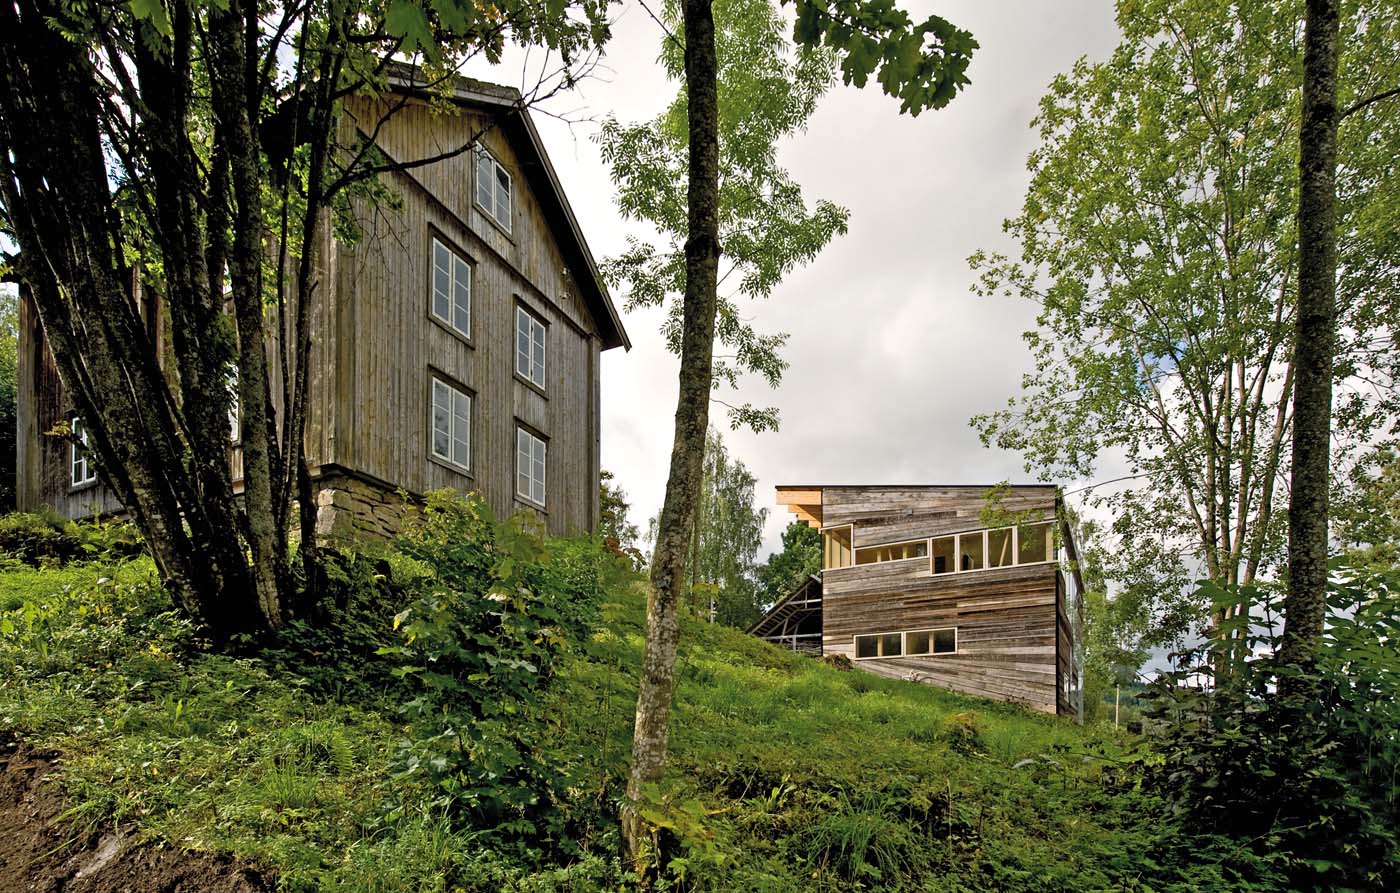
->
[0, 514, 1233, 892]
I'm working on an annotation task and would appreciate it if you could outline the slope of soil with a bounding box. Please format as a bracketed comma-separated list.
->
[0, 732, 271, 893]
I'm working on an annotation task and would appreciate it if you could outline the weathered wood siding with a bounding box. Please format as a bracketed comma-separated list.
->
[815, 485, 1067, 715]
[16, 292, 125, 519]
[332, 97, 601, 535]
[17, 90, 609, 539]
[823, 561, 1060, 713]
[820, 485, 1056, 548]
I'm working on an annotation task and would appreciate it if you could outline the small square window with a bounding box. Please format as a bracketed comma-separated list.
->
[515, 306, 547, 389]
[1017, 522, 1052, 564]
[880, 633, 903, 657]
[516, 427, 546, 506]
[475, 146, 513, 232]
[933, 628, 957, 654]
[430, 237, 471, 337]
[430, 376, 471, 470]
[855, 635, 878, 659]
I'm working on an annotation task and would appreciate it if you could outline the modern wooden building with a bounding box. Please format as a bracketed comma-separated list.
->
[16, 71, 629, 538]
[750, 485, 1083, 717]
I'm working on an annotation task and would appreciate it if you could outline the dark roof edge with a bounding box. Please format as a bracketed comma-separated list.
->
[776, 483, 1062, 490]
[384, 65, 630, 351]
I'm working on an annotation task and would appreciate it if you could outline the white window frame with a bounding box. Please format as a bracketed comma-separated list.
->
[474, 146, 513, 233]
[854, 538, 930, 566]
[515, 304, 547, 389]
[429, 375, 472, 472]
[430, 236, 472, 338]
[70, 416, 97, 487]
[516, 426, 547, 507]
[1014, 521, 1055, 566]
[854, 627, 958, 660]
[228, 364, 241, 444]
[904, 627, 958, 656]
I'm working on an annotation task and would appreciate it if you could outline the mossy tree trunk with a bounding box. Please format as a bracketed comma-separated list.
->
[1280, 0, 1341, 680]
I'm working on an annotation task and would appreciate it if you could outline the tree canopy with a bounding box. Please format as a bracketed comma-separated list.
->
[970, 0, 1400, 648]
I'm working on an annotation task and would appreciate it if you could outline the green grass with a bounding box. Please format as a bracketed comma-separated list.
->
[0, 550, 1232, 892]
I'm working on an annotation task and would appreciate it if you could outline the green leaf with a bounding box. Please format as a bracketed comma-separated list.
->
[129, 0, 172, 38]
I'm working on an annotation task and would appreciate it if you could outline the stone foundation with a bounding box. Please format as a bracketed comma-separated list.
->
[313, 475, 415, 543]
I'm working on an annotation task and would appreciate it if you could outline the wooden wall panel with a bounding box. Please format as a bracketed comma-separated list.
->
[334, 136, 599, 536]
[343, 98, 595, 338]
[822, 563, 1061, 713]
[820, 485, 1057, 548]
[16, 292, 125, 519]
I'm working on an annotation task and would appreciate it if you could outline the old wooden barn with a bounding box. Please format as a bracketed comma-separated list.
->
[16, 69, 629, 538]
[750, 485, 1084, 717]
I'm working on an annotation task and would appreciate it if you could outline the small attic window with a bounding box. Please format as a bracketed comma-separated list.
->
[475, 145, 512, 233]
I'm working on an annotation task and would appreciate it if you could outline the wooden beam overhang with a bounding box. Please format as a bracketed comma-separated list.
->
[775, 485, 823, 528]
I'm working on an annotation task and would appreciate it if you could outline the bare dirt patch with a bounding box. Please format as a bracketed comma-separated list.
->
[0, 732, 272, 893]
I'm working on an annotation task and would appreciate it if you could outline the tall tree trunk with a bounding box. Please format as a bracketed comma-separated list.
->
[208, 0, 287, 630]
[1279, 0, 1340, 679]
[621, 0, 721, 867]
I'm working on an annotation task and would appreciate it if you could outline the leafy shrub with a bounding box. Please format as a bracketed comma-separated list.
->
[0, 511, 143, 566]
[1142, 563, 1400, 892]
[378, 490, 616, 846]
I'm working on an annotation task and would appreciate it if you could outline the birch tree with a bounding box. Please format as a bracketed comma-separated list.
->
[971, 0, 1400, 650]
[606, 0, 976, 865]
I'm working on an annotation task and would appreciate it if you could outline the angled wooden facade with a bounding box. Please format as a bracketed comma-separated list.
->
[751, 485, 1083, 717]
[17, 72, 628, 538]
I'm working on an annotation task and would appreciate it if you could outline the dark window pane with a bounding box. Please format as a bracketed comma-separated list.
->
[1018, 523, 1050, 564]
[907, 631, 931, 655]
[880, 633, 902, 657]
[960, 532, 984, 571]
[933, 629, 957, 654]
[855, 636, 877, 659]
[931, 536, 955, 574]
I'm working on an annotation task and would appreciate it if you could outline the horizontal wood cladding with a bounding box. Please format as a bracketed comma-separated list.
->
[820, 485, 1057, 548]
[335, 137, 600, 536]
[823, 560, 1057, 600]
[823, 563, 1061, 713]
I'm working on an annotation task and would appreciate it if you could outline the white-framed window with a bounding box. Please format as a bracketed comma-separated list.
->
[854, 627, 957, 659]
[431, 236, 472, 338]
[475, 145, 513, 233]
[906, 628, 958, 655]
[228, 364, 240, 443]
[516, 426, 546, 506]
[855, 539, 928, 565]
[515, 304, 546, 388]
[70, 416, 97, 487]
[430, 376, 471, 471]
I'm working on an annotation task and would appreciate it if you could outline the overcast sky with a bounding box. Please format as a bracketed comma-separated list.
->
[483, 1, 1126, 556]
[480, 1, 1124, 556]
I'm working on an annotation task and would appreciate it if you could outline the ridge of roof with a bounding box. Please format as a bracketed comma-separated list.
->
[384, 64, 630, 351]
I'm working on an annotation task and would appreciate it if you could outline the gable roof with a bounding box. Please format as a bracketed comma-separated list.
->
[386, 65, 629, 351]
